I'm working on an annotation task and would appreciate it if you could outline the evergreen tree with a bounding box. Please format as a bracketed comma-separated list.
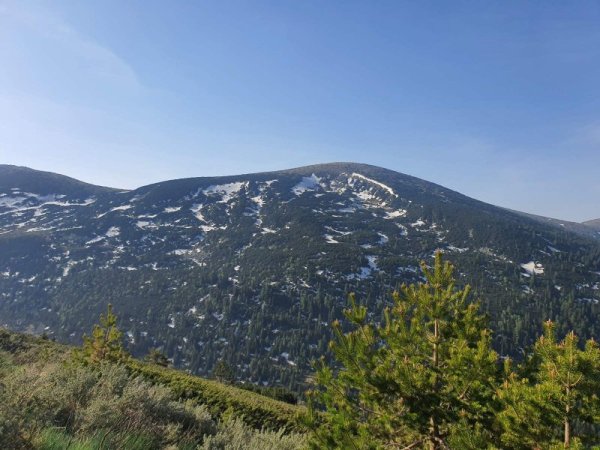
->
[145, 347, 170, 367]
[213, 359, 236, 384]
[498, 321, 600, 449]
[73, 304, 128, 364]
[308, 252, 499, 449]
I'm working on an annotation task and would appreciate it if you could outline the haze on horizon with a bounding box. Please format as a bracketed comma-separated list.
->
[1, 1, 599, 222]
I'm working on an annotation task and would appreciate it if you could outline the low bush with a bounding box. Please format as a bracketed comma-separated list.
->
[0, 329, 308, 449]
[127, 360, 304, 432]
[199, 418, 307, 450]
[0, 361, 215, 448]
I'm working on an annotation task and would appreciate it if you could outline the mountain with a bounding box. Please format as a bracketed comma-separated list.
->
[0, 164, 117, 198]
[516, 209, 600, 240]
[583, 218, 600, 231]
[1, 162, 599, 390]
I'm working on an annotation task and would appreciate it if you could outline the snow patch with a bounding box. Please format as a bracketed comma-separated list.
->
[385, 210, 407, 219]
[348, 256, 379, 280]
[203, 182, 246, 203]
[350, 173, 397, 197]
[106, 226, 120, 237]
[292, 174, 323, 195]
[521, 261, 544, 275]
[324, 234, 340, 244]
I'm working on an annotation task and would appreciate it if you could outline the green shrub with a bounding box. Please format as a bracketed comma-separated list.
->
[0, 330, 307, 449]
[0, 360, 216, 448]
[199, 418, 307, 450]
[35, 428, 157, 450]
[127, 360, 304, 431]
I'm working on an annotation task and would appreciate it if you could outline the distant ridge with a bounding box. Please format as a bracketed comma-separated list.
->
[583, 218, 600, 231]
[0, 164, 120, 197]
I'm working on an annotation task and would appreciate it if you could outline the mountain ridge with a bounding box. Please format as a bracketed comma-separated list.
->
[583, 218, 600, 230]
[2, 163, 596, 232]
[0, 164, 121, 196]
[1, 162, 599, 390]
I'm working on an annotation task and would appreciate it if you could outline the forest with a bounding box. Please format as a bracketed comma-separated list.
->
[1, 253, 599, 449]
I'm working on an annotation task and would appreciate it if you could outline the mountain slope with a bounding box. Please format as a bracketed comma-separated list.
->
[1, 163, 599, 390]
[0, 164, 118, 198]
[516, 209, 600, 240]
[583, 218, 600, 231]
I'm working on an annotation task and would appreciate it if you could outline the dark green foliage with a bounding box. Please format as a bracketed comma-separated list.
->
[126, 359, 304, 432]
[212, 359, 236, 383]
[308, 252, 500, 449]
[73, 303, 129, 365]
[145, 347, 170, 367]
[497, 321, 600, 449]
[238, 384, 300, 405]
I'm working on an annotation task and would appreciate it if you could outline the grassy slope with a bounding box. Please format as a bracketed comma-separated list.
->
[0, 328, 304, 432]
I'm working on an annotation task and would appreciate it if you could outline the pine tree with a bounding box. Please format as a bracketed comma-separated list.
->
[145, 348, 170, 367]
[307, 252, 499, 449]
[498, 321, 600, 449]
[73, 304, 128, 364]
[212, 359, 235, 384]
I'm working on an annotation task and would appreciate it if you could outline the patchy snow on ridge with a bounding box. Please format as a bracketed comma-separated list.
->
[164, 206, 182, 213]
[190, 204, 207, 222]
[96, 204, 132, 218]
[203, 182, 246, 203]
[377, 232, 389, 244]
[0, 194, 96, 215]
[110, 205, 133, 212]
[447, 245, 468, 253]
[385, 209, 407, 219]
[348, 255, 379, 280]
[136, 221, 157, 230]
[106, 226, 120, 237]
[292, 174, 323, 195]
[521, 261, 544, 275]
[324, 234, 340, 244]
[324, 226, 352, 236]
[350, 173, 397, 197]
[86, 226, 120, 245]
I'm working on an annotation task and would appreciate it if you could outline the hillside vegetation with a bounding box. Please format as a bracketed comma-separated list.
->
[0, 327, 306, 449]
[308, 253, 600, 449]
[1, 253, 600, 449]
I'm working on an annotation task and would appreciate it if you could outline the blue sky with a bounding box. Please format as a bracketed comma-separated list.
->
[1, 1, 599, 221]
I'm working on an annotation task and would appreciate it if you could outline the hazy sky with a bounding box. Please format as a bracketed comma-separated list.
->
[1, 1, 599, 222]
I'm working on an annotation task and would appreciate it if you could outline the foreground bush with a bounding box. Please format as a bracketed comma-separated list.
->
[0, 359, 216, 448]
[200, 418, 307, 450]
[0, 343, 305, 449]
